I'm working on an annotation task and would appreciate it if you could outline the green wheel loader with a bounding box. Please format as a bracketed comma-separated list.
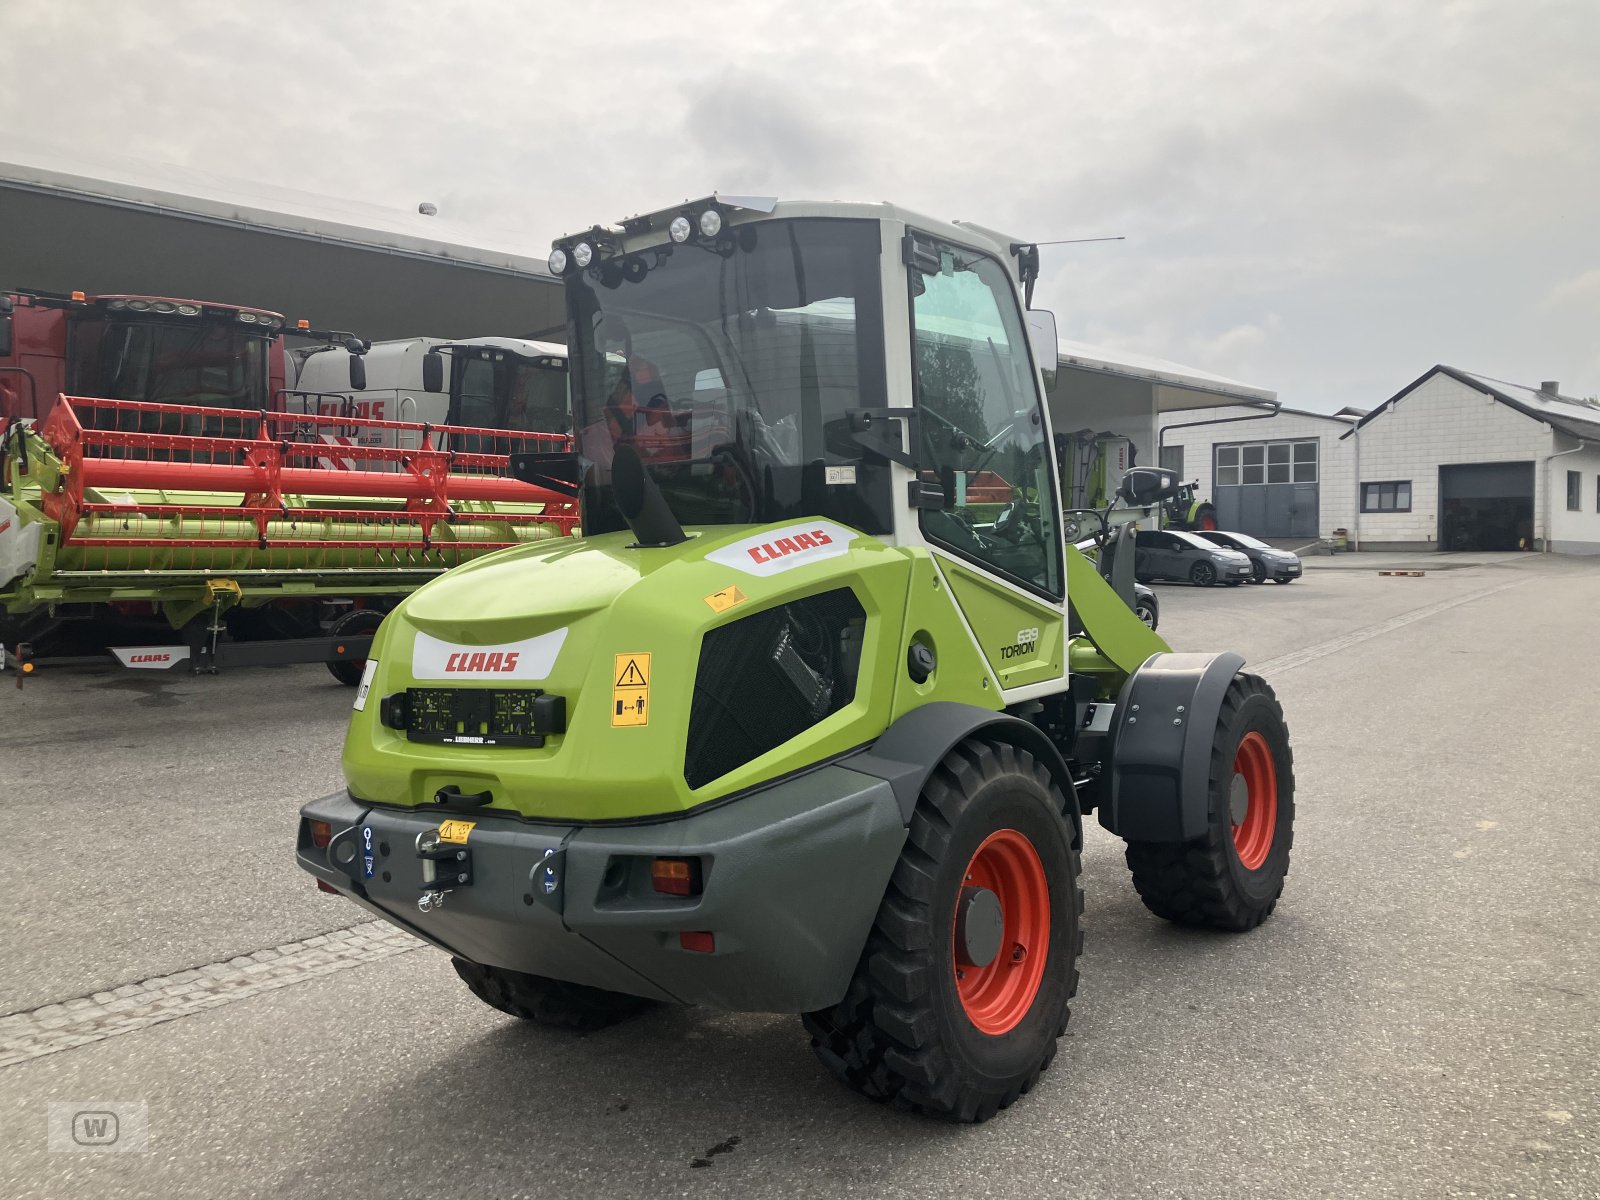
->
[296, 197, 1295, 1122]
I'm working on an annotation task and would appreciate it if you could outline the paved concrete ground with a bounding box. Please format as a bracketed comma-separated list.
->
[2, 554, 1597, 1198]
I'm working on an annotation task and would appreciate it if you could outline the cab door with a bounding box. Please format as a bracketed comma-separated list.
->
[902, 231, 1065, 695]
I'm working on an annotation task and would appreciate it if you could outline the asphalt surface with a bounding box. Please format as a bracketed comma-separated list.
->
[3, 551, 1597, 1198]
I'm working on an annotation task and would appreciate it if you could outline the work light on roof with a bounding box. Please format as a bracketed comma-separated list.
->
[698, 207, 723, 238]
[572, 242, 595, 269]
[238, 311, 258, 324]
[547, 247, 569, 276]
[127, 299, 151, 311]
[177, 303, 200, 316]
[668, 215, 692, 244]
[153, 301, 176, 314]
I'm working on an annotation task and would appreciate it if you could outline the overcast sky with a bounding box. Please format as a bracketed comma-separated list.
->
[3, 0, 1596, 410]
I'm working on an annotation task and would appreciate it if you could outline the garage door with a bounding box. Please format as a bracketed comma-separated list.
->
[1438, 461, 1534, 551]
[1213, 439, 1319, 538]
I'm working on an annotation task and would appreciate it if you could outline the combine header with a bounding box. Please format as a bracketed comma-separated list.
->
[1, 393, 576, 680]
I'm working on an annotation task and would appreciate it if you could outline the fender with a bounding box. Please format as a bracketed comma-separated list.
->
[1100, 651, 1244, 842]
[847, 701, 1083, 849]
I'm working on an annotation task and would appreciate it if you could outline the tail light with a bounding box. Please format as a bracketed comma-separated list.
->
[651, 857, 702, 897]
[679, 931, 715, 953]
[309, 820, 333, 848]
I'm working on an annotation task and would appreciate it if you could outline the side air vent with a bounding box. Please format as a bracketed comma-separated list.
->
[684, 588, 866, 790]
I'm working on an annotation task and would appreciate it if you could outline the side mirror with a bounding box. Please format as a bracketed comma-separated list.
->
[1025, 309, 1058, 378]
[1119, 466, 1181, 506]
[348, 352, 367, 392]
[422, 349, 445, 393]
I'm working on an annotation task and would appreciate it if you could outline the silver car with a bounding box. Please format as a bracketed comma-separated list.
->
[1193, 531, 1303, 584]
[1135, 529, 1254, 587]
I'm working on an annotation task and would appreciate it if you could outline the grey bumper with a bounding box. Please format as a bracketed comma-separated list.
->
[296, 765, 907, 1013]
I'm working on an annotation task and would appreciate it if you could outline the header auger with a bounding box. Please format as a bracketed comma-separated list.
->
[1, 393, 575, 679]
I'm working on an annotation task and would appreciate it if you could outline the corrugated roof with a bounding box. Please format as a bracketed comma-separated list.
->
[0, 134, 553, 279]
[1343, 365, 1600, 442]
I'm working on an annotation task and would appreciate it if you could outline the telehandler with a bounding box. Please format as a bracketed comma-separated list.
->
[297, 196, 1295, 1122]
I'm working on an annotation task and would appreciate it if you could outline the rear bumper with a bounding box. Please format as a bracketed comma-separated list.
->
[296, 765, 907, 1013]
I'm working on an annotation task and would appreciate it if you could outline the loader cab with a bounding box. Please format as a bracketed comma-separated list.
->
[554, 200, 1063, 594]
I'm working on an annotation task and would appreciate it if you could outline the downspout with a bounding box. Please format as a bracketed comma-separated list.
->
[1542, 438, 1587, 553]
[1352, 422, 1360, 551]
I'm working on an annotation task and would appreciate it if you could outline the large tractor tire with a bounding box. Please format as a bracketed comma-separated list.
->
[802, 740, 1082, 1123]
[1193, 503, 1219, 532]
[451, 959, 656, 1031]
[1123, 674, 1294, 931]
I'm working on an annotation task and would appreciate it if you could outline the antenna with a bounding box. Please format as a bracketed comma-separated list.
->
[1033, 236, 1125, 246]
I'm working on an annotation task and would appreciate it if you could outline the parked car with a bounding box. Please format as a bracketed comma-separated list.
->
[1135, 529, 1253, 587]
[1133, 582, 1160, 629]
[1192, 530, 1303, 584]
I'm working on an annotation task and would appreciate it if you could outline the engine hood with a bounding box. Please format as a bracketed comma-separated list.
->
[341, 519, 916, 821]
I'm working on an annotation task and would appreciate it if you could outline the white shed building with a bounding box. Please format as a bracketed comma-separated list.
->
[1341, 366, 1600, 555]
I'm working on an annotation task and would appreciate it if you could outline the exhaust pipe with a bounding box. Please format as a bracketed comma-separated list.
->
[611, 444, 688, 548]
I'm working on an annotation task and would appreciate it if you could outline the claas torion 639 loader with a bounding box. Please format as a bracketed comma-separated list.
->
[296, 196, 1295, 1122]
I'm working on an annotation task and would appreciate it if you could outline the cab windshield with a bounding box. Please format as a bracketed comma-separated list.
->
[69, 315, 270, 410]
[566, 218, 890, 534]
[449, 352, 569, 453]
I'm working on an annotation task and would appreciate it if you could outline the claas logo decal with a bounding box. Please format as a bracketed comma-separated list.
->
[746, 528, 834, 566]
[444, 651, 521, 673]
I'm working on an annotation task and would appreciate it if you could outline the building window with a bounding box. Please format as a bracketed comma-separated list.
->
[1216, 439, 1318, 487]
[1567, 470, 1582, 511]
[1362, 481, 1412, 512]
[1159, 444, 1184, 478]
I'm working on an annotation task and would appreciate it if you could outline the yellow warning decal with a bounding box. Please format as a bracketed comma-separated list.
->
[612, 653, 651, 727]
[437, 819, 476, 845]
[703, 585, 749, 614]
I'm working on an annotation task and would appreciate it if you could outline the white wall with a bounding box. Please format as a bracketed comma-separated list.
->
[1546, 439, 1600, 555]
[1351, 372, 1550, 548]
[1157, 406, 1358, 538]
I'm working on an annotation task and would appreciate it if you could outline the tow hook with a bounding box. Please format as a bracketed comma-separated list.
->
[416, 828, 473, 912]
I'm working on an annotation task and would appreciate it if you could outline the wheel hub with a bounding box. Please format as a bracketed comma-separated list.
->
[1228, 773, 1250, 825]
[955, 886, 1004, 968]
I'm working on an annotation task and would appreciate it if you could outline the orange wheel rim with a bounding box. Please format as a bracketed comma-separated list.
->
[1231, 731, 1278, 870]
[953, 828, 1050, 1035]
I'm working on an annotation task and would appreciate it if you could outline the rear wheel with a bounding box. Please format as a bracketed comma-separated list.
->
[1123, 674, 1294, 931]
[1190, 561, 1217, 587]
[1195, 504, 1219, 532]
[802, 739, 1082, 1123]
[325, 608, 384, 686]
[1134, 598, 1158, 629]
[452, 959, 656, 1031]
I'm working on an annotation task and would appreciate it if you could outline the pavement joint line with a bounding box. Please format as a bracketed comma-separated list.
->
[0, 920, 422, 1068]
[1252, 578, 1528, 677]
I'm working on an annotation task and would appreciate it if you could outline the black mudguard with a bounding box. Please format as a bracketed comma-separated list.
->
[1100, 651, 1245, 842]
[848, 701, 1083, 848]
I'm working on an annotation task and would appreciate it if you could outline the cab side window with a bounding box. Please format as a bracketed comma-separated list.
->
[909, 237, 1061, 597]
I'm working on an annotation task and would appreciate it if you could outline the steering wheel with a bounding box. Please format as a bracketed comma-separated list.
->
[993, 498, 1041, 544]
[709, 445, 760, 523]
